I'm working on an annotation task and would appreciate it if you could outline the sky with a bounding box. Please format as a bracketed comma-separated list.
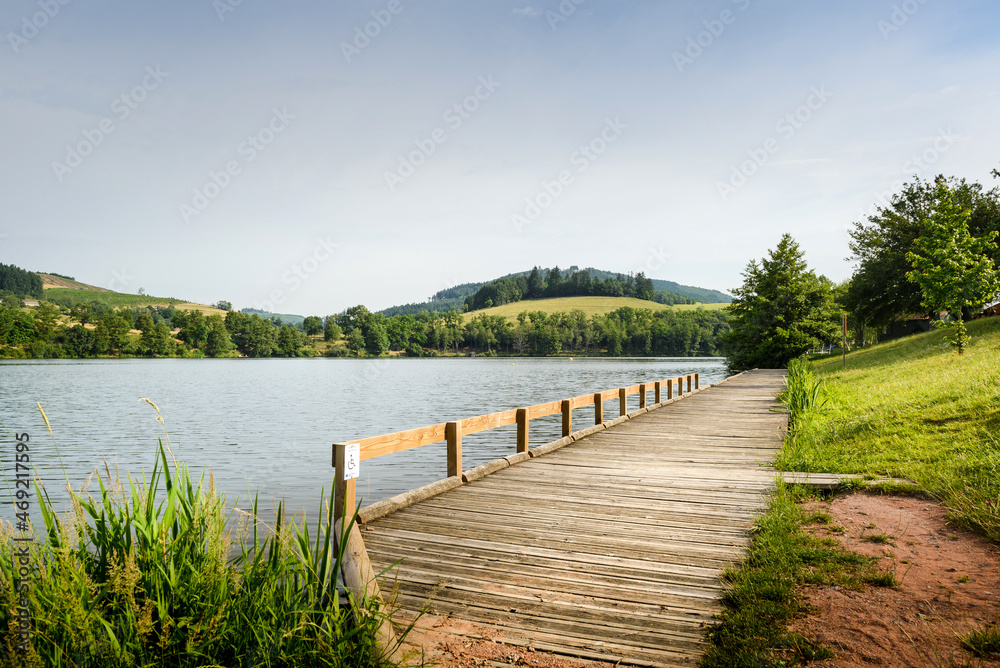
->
[2, 0, 999, 315]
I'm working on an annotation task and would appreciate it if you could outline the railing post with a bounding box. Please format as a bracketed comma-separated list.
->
[667, 379, 673, 400]
[654, 381, 661, 404]
[677, 377, 684, 397]
[639, 383, 647, 408]
[333, 442, 356, 523]
[446, 421, 462, 478]
[593, 393, 603, 424]
[561, 399, 572, 437]
[516, 408, 529, 454]
[687, 375, 692, 393]
[695, 373, 700, 390]
[619, 387, 627, 416]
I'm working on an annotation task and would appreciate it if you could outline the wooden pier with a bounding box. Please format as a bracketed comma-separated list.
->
[334, 369, 787, 667]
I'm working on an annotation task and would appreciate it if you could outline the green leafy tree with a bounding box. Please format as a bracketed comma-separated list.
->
[32, 302, 60, 341]
[906, 183, 1000, 354]
[847, 175, 1000, 329]
[346, 329, 365, 354]
[363, 314, 390, 356]
[204, 315, 233, 357]
[214, 300, 233, 311]
[323, 319, 343, 342]
[724, 234, 839, 371]
[526, 267, 545, 299]
[302, 316, 323, 336]
[178, 310, 209, 348]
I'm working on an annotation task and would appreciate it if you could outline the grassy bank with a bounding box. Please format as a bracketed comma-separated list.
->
[0, 421, 404, 667]
[703, 316, 1000, 666]
[778, 316, 1000, 540]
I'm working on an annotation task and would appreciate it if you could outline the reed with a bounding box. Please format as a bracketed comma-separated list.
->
[0, 439, 405, 667]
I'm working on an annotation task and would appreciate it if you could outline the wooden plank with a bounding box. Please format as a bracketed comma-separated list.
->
[358, 422, 447, 460]
[460, 409, 518, 435]
[527, 399, 563, 420]
[357, 369, 787, 667]
[446, 421, 462, 478]
[516, 408, 528, 453]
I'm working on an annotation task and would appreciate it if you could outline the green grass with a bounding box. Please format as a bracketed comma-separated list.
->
[960, 624, 1000, 658]
[776, 316, 1000, 541]
[469, 296, 728, 321]
[701, 482, 893, 667]
[43, 287, 188, 309]
[0, 421, 407, 666]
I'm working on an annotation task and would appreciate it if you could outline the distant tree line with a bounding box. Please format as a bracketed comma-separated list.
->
[320, 304, 728, 357]
[463, 266, 693, 312]
[0, 263, 43, 301]
[0, 300, 316, 359]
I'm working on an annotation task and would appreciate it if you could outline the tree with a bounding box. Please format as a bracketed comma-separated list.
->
[204, 315, 232, 357]
[724, 234, 839, 371]
[545, 267, 563, 297]
[302, 315, 323, 336]
[215, 300, 233, 311]
[323, 318, 343, 342]
[847, 175, 1000, 329]
[363, 314, 390, 356]
[905, 183, 1000, 354]
[526, 267, 545, 299]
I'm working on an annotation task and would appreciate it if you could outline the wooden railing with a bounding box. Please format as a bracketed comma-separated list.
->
[332, 373, 700, 520]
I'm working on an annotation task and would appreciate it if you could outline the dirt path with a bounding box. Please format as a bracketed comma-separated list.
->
[795, 492, 1000, 667]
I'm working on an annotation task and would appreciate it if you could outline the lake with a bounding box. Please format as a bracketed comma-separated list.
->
[0, 357, 729, 522]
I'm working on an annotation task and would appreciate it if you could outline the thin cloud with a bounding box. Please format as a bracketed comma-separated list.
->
[512, 6, 541, 17]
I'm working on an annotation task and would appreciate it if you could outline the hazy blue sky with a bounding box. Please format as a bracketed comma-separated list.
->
[2, 0, 998, 314]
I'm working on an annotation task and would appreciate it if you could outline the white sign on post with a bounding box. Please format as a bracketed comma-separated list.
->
[344, 443, 361, 480]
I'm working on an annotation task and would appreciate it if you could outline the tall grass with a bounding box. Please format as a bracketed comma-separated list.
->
[0, 440, 402, 667]
[778, 357, 825, 430]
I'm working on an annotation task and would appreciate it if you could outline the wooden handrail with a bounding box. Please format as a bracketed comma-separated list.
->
[333, 371, 701, 520]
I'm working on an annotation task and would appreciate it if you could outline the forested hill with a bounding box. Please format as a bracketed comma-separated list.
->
[379, 266, 731, 316]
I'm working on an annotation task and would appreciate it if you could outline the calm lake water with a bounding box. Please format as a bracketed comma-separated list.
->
[0, 357, 728, 522]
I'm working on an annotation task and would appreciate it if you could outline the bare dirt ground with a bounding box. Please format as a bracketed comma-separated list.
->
[794, 492, 1000, 667]
[396, 614, 619, 668]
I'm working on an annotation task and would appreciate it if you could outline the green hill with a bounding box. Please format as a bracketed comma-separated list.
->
[240, 308, 304, 326]
[470, 296, 728, 321]
[38, 274, 224, 314]
[378, 266, 731, 316]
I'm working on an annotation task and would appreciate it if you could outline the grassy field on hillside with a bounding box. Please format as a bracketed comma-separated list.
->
[41, 287, 226, 315]
[469, 296, 728, 321]
[778, 316, 1000, 540]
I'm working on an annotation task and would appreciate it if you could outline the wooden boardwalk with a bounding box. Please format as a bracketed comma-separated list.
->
[360, 370, 788, 667]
